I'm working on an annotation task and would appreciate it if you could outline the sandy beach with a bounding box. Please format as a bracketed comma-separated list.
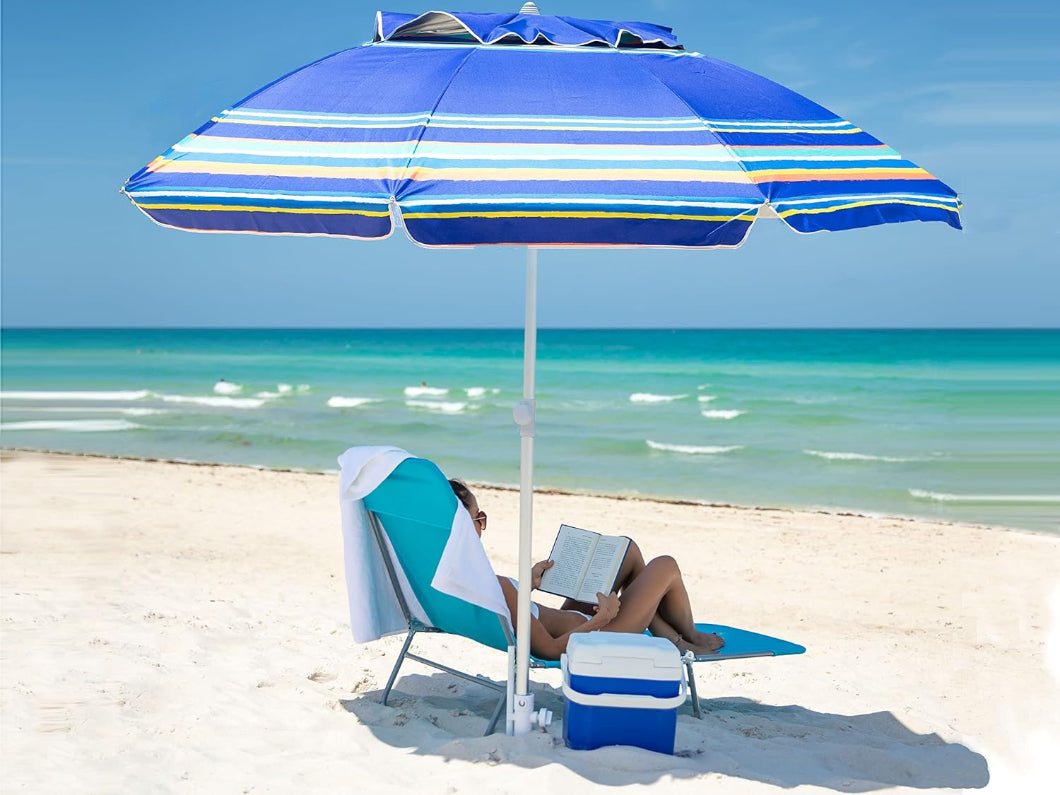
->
[2, 450, 1057, 793]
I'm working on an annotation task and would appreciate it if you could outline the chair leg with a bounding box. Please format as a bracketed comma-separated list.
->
[378, 626, 509, 735]
[485, 694, 506, 736]
[685, 660, 703, 719]
[381, 628, 417, 706]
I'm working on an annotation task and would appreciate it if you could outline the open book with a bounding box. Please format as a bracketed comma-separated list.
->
[537, 524, 631, 604]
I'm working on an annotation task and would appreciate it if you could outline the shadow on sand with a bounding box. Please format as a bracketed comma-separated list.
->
[341, 674, 988, 791]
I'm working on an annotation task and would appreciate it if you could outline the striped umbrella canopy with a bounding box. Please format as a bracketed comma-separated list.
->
[123, 8, 961, 245]
[122, 5, 961, 737]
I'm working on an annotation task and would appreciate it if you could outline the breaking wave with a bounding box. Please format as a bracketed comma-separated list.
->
[0, 390, 150, 401]
[630, 393, 689, 403]
[909, 490, 1060, 504]
[11, 406, 166, 416]
[0, 419, 141, 432]
[404, 386, 449, 397]
[158, 394, 265, 409]
[465, 387, 501, 398]
[406, 399, 472, 414]
[646, 440, 743, 455]
[213, 380, 242, 395]
[805, 450, 918, 463]
[327, 396, 380, 409]
[701, 409, 745, 420]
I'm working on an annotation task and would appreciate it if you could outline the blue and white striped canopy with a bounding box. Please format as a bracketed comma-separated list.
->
[123, 9, 962, 248]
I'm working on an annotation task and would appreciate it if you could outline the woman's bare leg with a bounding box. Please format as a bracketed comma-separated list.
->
[603, 556, 722, 653]
[613, 538, 646, 592]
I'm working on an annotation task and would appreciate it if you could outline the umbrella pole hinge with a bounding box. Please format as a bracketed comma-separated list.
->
[513, 399, 536, 438]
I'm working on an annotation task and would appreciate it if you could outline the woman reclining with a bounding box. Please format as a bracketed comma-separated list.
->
[449, 479, 724, 661]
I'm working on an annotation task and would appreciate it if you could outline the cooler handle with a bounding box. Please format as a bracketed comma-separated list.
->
[560, 654, 688, 710]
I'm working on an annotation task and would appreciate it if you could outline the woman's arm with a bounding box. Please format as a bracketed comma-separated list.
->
[498, 577, 620, 661]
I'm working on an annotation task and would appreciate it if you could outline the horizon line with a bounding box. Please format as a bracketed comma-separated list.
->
[3, 325, 1059, 333]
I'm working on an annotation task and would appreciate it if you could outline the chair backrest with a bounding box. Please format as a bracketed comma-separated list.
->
[363, 457, 509, 652]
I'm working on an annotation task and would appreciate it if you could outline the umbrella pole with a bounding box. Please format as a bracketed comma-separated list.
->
[510, 246, 541, 736]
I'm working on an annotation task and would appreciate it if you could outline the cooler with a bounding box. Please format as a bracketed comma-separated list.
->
[561, 633, 686, 754]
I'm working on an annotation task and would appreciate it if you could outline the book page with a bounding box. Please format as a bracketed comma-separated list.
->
[575, 535, 630, 604]
[537, 524, 595, 599]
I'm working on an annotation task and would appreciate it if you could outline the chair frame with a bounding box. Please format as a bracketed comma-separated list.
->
[369, 511, 529, 735]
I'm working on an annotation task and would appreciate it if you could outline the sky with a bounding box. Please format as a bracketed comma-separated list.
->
[1, 0, 1058, 328]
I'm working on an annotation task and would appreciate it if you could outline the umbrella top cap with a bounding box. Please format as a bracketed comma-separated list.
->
[374, 9, 682, 49]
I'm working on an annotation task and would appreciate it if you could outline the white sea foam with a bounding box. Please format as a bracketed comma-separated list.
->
[254, 385, 297, 399]
[0, 419, 141, 432]
[158, 394, 265, 409]
[213, 380, 242, 395]
[806, 450, 917, 463]
[466, 387, 487, 398]
[0, 390, 150, 401]
[630, 393, 689, 403]
[697, 395, 717, 403]
[406, 399, 470, 414]
[296, 384, 311, 393]
[909, 489, 1060, 504]
[327, 396, 380, 409]
[14, 406, 167, 416]
[646, 440, 743, 455]
[404, 386, 449, 398]
[701, 409, 745, 419]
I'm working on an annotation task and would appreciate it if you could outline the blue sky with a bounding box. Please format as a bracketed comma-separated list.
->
[2, 0, 1057, 328]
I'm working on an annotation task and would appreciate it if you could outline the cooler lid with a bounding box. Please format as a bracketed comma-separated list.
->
[565, 632, 681, 680]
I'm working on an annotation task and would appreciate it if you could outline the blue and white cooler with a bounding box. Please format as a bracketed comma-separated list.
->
[561, 633, 687, 754]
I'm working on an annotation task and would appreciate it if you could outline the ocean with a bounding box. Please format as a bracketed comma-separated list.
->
[1, 328, 1058, 534]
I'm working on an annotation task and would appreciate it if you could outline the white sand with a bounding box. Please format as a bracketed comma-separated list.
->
[2, 451, 1058, 793]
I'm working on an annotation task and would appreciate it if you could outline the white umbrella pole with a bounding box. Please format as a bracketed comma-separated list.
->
[510, 246, 543, 736]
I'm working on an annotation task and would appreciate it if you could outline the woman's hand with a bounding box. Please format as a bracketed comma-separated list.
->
[593, 591, 620, 623]
[531, 559, 554, 589]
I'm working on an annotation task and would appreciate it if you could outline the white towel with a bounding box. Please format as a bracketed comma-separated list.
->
[338, 446, 511, 644]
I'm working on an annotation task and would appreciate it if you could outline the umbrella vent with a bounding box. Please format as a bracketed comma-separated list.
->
[377, 11, 682, 50]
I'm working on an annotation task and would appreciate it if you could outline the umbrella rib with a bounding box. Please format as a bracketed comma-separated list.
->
[617, 53, 772, 216]
[388, 44, 481, 239]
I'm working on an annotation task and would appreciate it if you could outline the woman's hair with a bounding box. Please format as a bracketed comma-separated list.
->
[448, 478, 474, 511]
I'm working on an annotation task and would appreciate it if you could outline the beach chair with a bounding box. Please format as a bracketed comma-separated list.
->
[361, 456, 541, 735]
[359, 456, 805, 732]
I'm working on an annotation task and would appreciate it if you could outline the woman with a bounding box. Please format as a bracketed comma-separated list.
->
[449, 479, 723, 661]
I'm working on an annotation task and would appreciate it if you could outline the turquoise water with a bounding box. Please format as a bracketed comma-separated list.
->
[2, 329, 1058, 534]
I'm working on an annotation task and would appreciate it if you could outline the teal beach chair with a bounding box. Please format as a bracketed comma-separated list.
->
[362, 457, 547, 735]
[360, 456, 805, 731]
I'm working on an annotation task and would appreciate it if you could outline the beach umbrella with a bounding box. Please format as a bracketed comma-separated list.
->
[121, 4, 962, 735]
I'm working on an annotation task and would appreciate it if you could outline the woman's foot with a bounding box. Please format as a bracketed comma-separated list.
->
[690, 629, 724, 651]
[676, 632, 723, 656]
